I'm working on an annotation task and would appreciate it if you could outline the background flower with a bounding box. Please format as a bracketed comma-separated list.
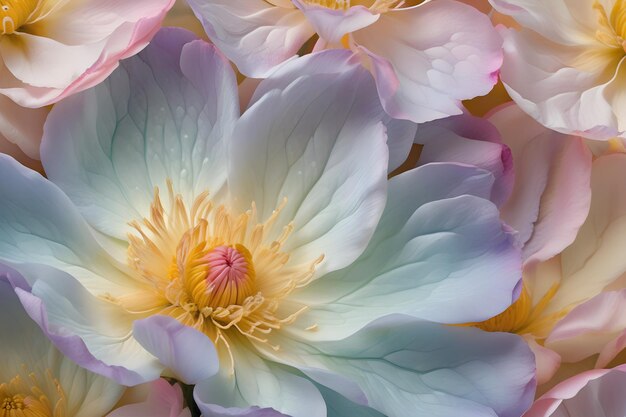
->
[0, 0, 175, 108]
[0, 274, 125, 417]
[491, 0, 626, 140]
[186, 0, 503, 123]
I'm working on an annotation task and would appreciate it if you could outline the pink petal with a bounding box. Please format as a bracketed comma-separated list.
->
[0, 0, 174, 107]
[353, 0, 502, 123]
[489, 104, 592, 266]
[546, 290, 626, 367]
[108, 379, 191, 417]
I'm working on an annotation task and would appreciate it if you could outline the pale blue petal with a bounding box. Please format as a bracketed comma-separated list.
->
[229, 50, 389, 277]
[289, 163, 521, 341]
[269, 317, 535, 417]
[0, 155, 129, 295]
[42, 28, 239, 239]
[194, 343, 325, 417]
[316, 384, 385, 417]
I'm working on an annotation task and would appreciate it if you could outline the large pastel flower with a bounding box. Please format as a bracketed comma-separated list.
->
[491, 0, 626, 139]
[0, 0, 174, 108]
[0, 274, 126, 417]
[0, 28, 535, 416]
[186, 0, 503, 123]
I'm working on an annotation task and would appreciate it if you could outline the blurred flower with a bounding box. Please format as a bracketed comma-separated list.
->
[0, 28, 535, 417]
[0, 0, 174, 108]
[186, 0, 503, 123]
[491, 0, 626, 140]
[0, 274, 125, 417]
[523, 365, 626, 417]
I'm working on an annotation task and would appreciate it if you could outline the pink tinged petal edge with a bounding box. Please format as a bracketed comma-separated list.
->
[292, 0, 379, 43]
[546, 289, 626, 367]
[489, 104, 592, 266]
[524, 336, 561, 385]
[0, 0, 175, 108]
[8, 272, 163, 386]
[133, 315, 219, 385]
[523, 365, 626, 417]
[107, 379, 191, 417]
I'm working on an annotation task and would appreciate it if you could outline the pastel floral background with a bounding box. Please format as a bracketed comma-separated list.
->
[0, 0, 625, 416]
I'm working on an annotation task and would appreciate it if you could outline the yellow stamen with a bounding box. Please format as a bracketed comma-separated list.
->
[467, 282, 568, 339]
[0, 366, 66, 417]
[0, 0, 38, 35]
[123, 180, 324, 367]
[594, 0, 626, 51]
[303, 0, 403, 12]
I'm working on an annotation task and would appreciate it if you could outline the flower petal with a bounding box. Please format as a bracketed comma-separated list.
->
[0, 276, 125, 417]
[194, 343, 324, 417]
[133, 315, 219, 384]
[315, 384, 385, 417]
[0, 95, 48, 159]
[289, 163, 521, 340]
[415, 111, 514, 207]
[524, 366, 626, 417]
[107, 379, 191, 417]
[186, 0, 315, 78]
[292, 0, 378, 43]
[545, 154, 626, 315]
[498, 27, 624, 140]
[353, 0, 502, 123]
[489, 104, 592, 265]
[229, 50, 388, 277]
[489, 0, 600, 45]
[0, 154, 130, 295]
[0, 0, 174, 107]
[42, 28, 238, 239]
[266, 317, 535, 417]
[546, 289, 626, 367]
[16, 269, 163, 385]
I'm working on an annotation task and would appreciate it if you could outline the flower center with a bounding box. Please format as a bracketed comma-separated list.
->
[0, 369, 66, 417]
[123, 181, 323, 370]
[594, 0, 626, 51]
[0, 0, 38, 35]
[303, 0, 403, 12]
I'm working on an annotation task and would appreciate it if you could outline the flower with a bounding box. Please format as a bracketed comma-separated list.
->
[185, 0, 503, 123]
[0, 273, 126, 417]
[491, 0, 626, 140]
[523, 365, 626, 417]
[0, 0, 174, 108]
[0, 28, 535, 416]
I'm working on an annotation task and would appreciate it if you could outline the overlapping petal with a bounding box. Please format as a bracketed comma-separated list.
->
[42, 28, 238, 239]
